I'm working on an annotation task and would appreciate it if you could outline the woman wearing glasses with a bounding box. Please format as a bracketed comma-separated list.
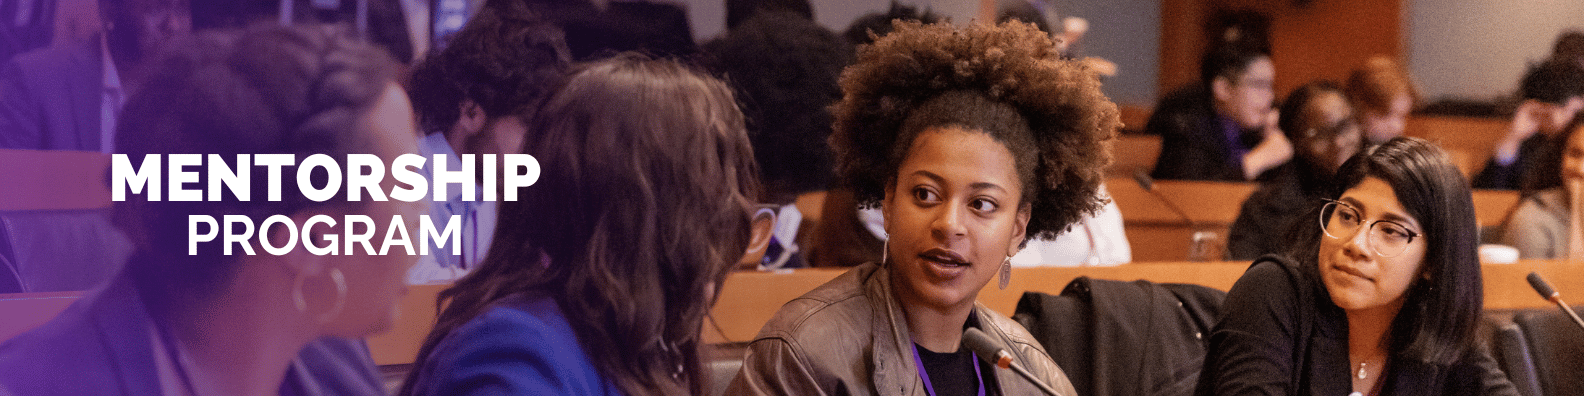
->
[1228, 81, 1364, 260]
[1197, 137, 1518, 396]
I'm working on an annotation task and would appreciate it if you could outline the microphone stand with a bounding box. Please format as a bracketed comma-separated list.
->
[1527, 272, 1584, 332]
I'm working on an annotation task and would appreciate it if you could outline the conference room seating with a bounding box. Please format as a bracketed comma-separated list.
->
[0, 149, 129, 293]
[1490, 322, 1543, 396]
[1515, 307, 1584, 396]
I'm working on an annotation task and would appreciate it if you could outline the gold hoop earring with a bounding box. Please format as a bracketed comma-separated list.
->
[999, 256, 1012, 290]
[293, 267, 347, 324]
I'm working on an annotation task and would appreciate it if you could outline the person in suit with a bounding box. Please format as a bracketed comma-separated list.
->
[0, 0, 188, 152]
[1199, 137, 1518, 396]
[400, 54, 772, 396]
[0, 24, 424, 396]
[0, 0, 188, 292]
[1148, 43, 1291, 182]
[728, 20, 1115, 395]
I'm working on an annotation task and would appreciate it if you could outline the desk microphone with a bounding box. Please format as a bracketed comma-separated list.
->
[1526, 272, 1584, 332]
[962, 328, 1065, 396]
[1132, 170, 1197, 228]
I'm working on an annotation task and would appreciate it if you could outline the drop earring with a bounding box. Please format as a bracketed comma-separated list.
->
[880, 239, 889, 266]
[999, 256, 1012, 289]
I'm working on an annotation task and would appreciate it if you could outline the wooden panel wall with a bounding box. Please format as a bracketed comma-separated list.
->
[1158, 0, 1403, 99]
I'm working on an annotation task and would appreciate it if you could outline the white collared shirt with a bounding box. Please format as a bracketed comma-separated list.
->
[406, 132, 497, 284]
[100, 35, 123, 154]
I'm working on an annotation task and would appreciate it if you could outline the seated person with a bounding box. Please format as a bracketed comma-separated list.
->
[728, 21, 1117, 395]
[400, 55, 772, 396]
[1474, 60, 1584, 190]
[0, 0, 187, 292]
[403, 0, 570, 283]
[1229, 81, 1363, 260]
[1499, 119, 1584, 259]
[1149, 43, 1290, 181]
[1346, 56, 1419, 145]
[0, 24, 423, 395]
[1199, 137, 1518, 395]
[1009, 183, 1131, 267]
[703, 10, 852, 270]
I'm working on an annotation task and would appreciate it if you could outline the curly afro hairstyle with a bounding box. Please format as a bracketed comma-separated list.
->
[406, 0, 570, 133]
[830, 20, 1119, 241]
[703, 11, 853, 203]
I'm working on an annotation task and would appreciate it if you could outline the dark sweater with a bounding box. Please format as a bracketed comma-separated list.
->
[1196, 257, 1520, 396]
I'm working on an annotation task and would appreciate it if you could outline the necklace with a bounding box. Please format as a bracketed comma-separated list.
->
[1349, 357, 1386, 396]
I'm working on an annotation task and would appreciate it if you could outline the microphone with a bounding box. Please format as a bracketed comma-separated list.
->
[1132, 170, 1197, 228]
[1526, 272, 1584, 332]
[962, 328, 1064, 396]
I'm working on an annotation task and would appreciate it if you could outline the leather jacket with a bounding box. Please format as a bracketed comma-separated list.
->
[726, 262, 1078, 395]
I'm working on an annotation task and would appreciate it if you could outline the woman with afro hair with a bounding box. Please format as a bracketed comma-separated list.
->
[727, 20, 1118, 395]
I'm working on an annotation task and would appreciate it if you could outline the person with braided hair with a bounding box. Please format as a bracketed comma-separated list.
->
[728, 20, 1118, 396]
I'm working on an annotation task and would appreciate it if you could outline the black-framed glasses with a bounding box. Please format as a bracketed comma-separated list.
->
[1318, 200, 1421, 258]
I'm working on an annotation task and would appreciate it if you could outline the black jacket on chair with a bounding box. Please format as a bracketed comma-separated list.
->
[1013, 276, 1226, 396]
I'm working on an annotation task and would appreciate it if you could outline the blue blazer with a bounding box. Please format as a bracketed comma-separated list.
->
[406, 295, 622, 396]
[0, 275, 386, 395]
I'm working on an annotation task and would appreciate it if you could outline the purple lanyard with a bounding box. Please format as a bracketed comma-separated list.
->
[911, 342, 987, 396]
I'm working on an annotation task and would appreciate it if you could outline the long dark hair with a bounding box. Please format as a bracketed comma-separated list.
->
[1287, 137, 1482, 365]
[400, 54, 760, 396]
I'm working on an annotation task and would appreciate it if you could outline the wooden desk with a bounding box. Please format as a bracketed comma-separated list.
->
[1472, 189, 1520, 228]
[5, 261, 1581, 367]
[0, 291, 81, 340]
[1108, 178, 1257, 262]
[1405, 115, 1509, 177]
[704, 263, 1254, 344]
[1109, 134, 1162, 178]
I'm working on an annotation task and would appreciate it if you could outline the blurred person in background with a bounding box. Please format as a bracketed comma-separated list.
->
[0, 24, 423, 396]
[1498, 118, 1584, 259]
[703, 7, 850, 270]
[1346, 56, 1419, 145]
[402, 0, 570, 283]
[1229, 81, 1364, 260]
[1148, 42, 1291, 182]
[1473, 60, 1584, 190]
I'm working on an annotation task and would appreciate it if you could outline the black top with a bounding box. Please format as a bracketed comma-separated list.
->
[1196, 256, 1520, 396]
[1473, 134, 1546, 190]
[915, 344, 982, 396]
[914, 316, 1003, 396]
[1147, 85, 1266, 182]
